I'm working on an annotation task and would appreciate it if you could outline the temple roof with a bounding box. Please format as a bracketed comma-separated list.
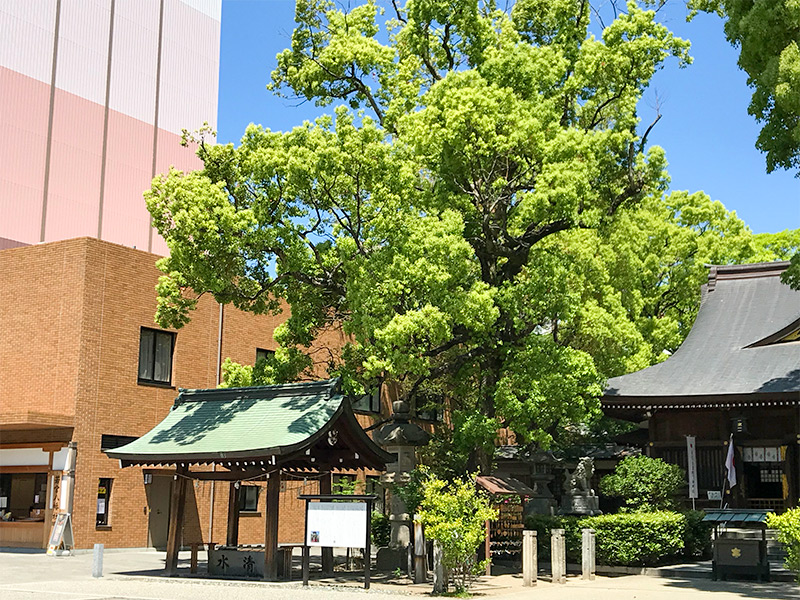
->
[604, 262, 800, 406]
[106, 379, 394, 470]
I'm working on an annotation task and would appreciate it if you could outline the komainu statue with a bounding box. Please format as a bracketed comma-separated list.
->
[560, 456, 601, 515]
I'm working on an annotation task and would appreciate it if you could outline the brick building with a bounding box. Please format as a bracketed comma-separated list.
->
[0, 237, 389, 549]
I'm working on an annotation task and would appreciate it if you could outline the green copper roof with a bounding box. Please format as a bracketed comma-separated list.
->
[107, 379, 345, 463]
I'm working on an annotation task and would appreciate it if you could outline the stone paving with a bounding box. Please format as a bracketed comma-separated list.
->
[1, 548, 798, 600]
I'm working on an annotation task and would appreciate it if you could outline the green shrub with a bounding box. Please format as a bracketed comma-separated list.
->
[581, 511, 685, 566]
[682, 510, 712, 559]
[522, 514, 581, 561]
[418, 474, 497, 592]
[767, 508, 800, 581]
[371, 511, 391, 547]
[599, 455, 685, 512]
[525, 510, 707, 567]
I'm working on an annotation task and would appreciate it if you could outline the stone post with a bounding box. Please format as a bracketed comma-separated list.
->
[432, 540, 446, 593]
[551, 529, 566, 584]
[582, 528, 596, 580]
[522, 530, 537, 586]
[413, 519, 426, 583]
[92, 544, 103, 578]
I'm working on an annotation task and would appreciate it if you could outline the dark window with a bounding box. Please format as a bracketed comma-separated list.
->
[365, 476, 385, 514]
[138, 327, 175, 385]
[100, 435, 138, 451]
[353, 385, 381, 413]
[256, 348, 275, 363]
[417, 391, 444, 422]
[96, 478, 112, 526]
[239, 485, 260, 512]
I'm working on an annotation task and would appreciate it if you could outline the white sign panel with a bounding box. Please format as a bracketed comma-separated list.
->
[707, 490, 722, 501]
[306, 502, 368, 548]
[686, 436, 698, 499]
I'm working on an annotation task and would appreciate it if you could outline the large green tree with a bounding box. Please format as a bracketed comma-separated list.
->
[147, 0, 698, 470]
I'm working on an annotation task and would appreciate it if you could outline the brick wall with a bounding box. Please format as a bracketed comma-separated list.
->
[0, 237, 396, 549]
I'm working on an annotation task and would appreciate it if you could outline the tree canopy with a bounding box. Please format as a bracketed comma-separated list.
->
[146, 0, 795, 472]
[692, 0, 800, 175]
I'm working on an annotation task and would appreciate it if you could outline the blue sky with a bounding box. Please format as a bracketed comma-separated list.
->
[218, 0, 798, 235]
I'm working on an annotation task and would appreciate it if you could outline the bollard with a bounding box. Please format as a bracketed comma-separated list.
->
[413, 520, 427, 584]
[523, 530, 537, 587]
[550, 529, 566, 584]
[432, 540, 446, 593]
[92, 543, 104, 578]
[582, 528, 596, 581]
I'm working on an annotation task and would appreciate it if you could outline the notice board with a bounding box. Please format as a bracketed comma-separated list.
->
[305, 501, 367, 548]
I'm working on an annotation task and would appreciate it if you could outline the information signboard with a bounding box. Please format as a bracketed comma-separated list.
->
[305, 501, 367, 548]
[47, 512, 74, 555]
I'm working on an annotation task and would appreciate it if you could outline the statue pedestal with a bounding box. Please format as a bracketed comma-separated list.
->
[560, 493, 601, 516]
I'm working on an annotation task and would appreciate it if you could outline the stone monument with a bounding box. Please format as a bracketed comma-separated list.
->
[559, 456, 601, 516]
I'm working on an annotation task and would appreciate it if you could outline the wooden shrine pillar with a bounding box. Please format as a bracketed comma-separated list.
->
[165, 465, 188, 576]
[226, 482, 241, 546]
[263, 470, 281, 581]
[319, 470, 334, 574]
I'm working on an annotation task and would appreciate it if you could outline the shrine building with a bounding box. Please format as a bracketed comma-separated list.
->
[602, 261, 800, 511]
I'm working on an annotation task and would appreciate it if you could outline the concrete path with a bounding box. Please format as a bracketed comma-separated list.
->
[1, 549, 798, 600]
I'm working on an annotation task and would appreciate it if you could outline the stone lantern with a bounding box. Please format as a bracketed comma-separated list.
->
[374, 398, 430, 570]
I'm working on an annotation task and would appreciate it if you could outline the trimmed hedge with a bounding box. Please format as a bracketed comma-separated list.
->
[582, 512, 683, 566]
[523, 510, 711, 567]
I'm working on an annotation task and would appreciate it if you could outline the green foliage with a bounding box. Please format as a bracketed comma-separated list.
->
[371, 511, 391, 547]
[767, 508, 800, 581]
[418, 474, 497, 592]
[599, 455, 685, 512]
[682, 510, 713, 559]
[392, 466, 428, 516]
[146, 0, 795, 472]
[692, 0, 800, 174]
[332, 475, 360, 495]
[583, 511, 685, 566]
[523, 510, 711, 566]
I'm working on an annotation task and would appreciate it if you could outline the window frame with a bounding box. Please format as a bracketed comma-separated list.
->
[137, 327, 175, 387]
[352, 384, 381, 414]
[238, 485, 260, 513]
[96, 478, 113, 527]
[255, 348, 275, 363]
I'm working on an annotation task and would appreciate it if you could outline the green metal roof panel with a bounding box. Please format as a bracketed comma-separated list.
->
[108, 379, 344, 460]
[702, 510, 769, 524]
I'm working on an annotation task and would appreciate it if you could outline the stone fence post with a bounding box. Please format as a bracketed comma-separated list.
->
[522, 530, 537, 586]
[432, 540, 446, 593]
[551, 529, 566, 584]
[582, 528, 596, 580]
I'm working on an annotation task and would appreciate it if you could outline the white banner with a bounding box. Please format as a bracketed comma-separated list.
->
[306, 502, 368, 548]
[686, 435, 698, 499]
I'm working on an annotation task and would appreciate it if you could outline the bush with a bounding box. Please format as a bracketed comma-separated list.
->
[523, 514, 581, 561]
[371, 511, 391, 547]
[682, 510, 712, 559]
[418, 474, 497, 592]
[767, 508, 800, 581]
[526, 511, 701, 567]
[582, 511, 685, 566]
[599, 455, 685, 512]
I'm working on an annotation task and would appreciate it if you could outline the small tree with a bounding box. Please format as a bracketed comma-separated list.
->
[417, 474, 497, 593]
[600, 455, 684, 512]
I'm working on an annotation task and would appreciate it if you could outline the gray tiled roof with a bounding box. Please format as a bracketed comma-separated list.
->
[605, 262, 800, 398]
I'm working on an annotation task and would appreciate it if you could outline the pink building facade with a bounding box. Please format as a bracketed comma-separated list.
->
[0, 0, 221, 254]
